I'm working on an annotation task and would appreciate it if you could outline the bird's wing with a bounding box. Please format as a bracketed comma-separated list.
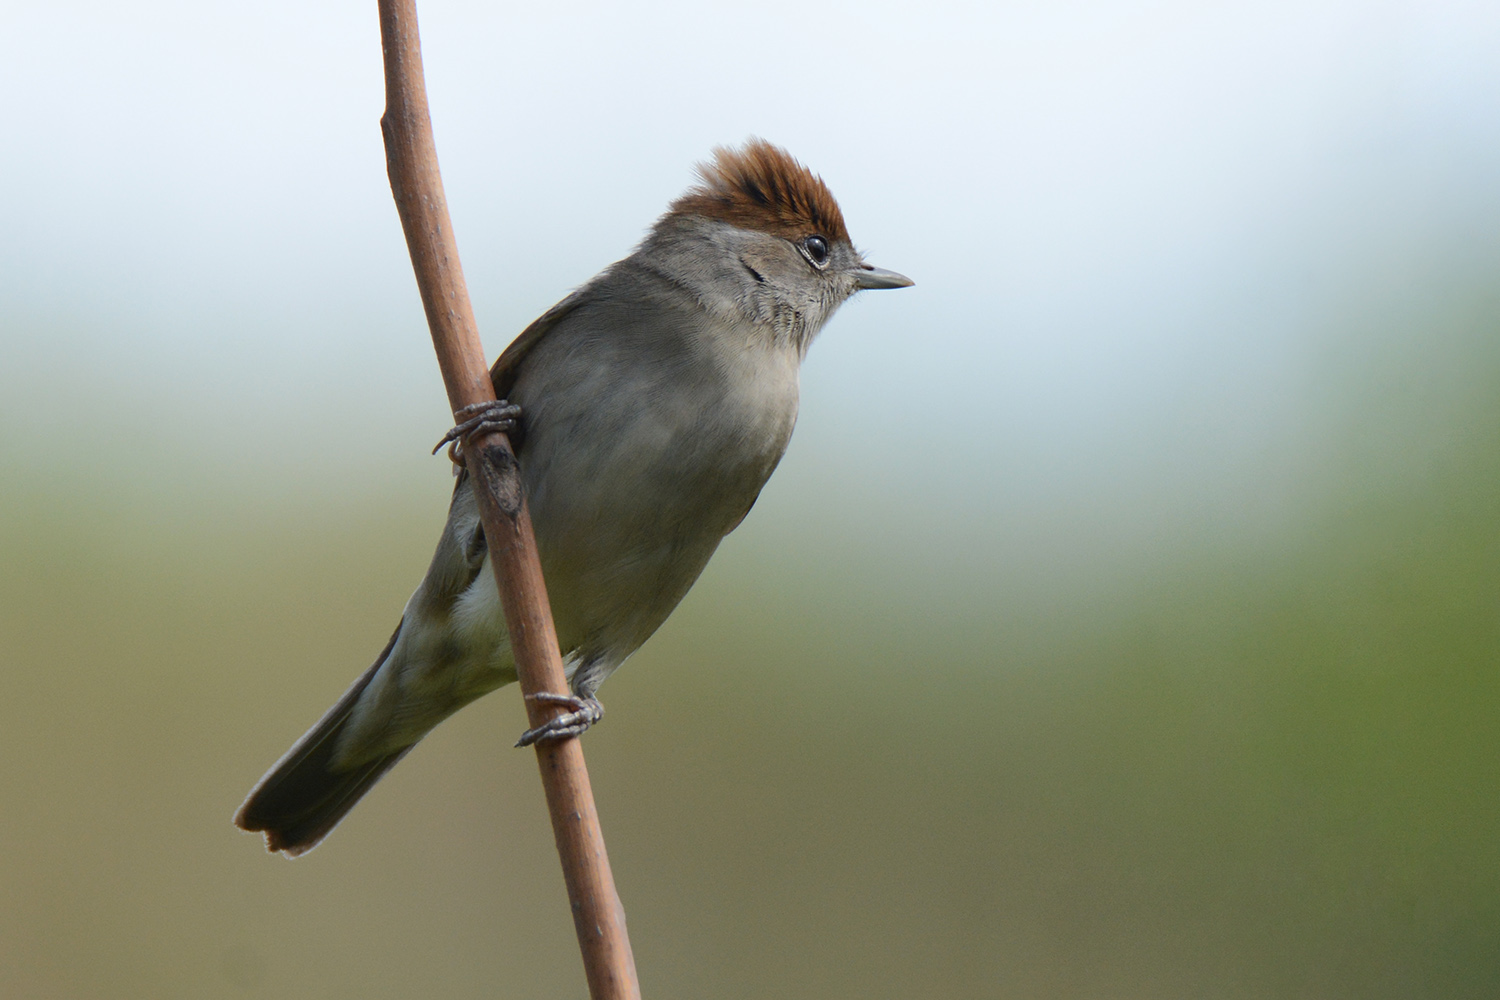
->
[489, 289, 590, 401]
[420, 289, 585, 610]
[405, 286, 592, 612]
[410, 467, 490, 615]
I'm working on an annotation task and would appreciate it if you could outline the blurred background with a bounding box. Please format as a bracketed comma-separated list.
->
[3, 0, 1498, 996]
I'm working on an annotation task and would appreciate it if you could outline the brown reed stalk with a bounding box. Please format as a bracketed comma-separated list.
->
[375, 3, 641, 996]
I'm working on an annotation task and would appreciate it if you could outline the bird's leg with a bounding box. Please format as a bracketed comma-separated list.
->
[516, 692, 604, 747]
[432, 399, 523, 466]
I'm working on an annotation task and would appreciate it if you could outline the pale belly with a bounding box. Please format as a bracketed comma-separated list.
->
[517, 343, 801, 678]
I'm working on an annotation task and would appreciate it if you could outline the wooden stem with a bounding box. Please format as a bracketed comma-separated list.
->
[375, 3, 641, 997]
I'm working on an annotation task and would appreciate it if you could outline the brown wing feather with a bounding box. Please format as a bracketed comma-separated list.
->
[489, 291, 589, 401]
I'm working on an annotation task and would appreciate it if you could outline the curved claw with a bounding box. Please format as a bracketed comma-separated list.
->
[433, 400, 523, 462]
[516, 692, 604, 747]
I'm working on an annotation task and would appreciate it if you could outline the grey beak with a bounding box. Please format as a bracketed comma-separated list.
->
[853, 264, 914, 290]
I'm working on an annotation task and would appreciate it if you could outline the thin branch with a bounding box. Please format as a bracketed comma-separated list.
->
[375, 3, 641, 997]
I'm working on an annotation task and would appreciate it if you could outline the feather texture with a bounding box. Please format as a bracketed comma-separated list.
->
[668, 139, 849, 244]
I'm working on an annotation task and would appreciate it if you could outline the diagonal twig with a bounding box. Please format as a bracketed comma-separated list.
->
[375, 2, 641, 996]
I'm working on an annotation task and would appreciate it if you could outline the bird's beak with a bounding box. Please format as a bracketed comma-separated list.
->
[853, 263, 914, 290]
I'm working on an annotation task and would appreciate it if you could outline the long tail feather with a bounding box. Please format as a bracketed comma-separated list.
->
[234, 621, 410, 857]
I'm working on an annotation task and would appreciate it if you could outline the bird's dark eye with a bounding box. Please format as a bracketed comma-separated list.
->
[802, 235, 830, 268]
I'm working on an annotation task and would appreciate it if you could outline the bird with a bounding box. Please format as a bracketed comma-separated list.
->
[234, 139, 913, 855]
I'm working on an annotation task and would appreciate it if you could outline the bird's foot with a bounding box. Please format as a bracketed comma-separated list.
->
[432, 399, 523, 466]
[516, 692, 604, 747]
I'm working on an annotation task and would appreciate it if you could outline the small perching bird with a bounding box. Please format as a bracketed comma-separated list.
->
[235, 140, 913, 855]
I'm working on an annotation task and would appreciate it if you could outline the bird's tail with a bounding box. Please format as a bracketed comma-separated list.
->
[234, 621, 412, 857]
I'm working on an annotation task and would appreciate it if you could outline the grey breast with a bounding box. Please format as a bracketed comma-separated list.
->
[508, 261, 801, 669]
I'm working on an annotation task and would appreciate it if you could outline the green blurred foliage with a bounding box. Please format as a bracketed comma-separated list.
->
[6, 2, 1500, 996]
[2, 300, 1498, 999]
